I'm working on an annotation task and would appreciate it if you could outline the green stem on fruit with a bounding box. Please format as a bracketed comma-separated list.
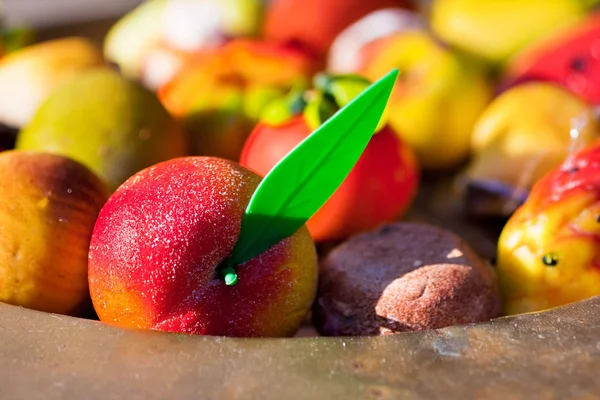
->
[307, 73, 389, 132]
[221, 265, 238, 286]
[314, 73, 335, 94]
[260, 89, 307, 127]
[1, 27, 35, 54]
[303, 92, 338, 131]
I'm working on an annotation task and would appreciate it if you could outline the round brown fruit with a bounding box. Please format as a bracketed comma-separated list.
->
[314, 222, 501, 336]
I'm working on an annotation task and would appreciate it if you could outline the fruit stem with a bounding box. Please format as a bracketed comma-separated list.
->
[314, 73, 334, 94]
[221, 265, 238, 286]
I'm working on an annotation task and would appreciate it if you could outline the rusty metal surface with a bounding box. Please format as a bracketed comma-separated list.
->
[1, 298, 599, 400]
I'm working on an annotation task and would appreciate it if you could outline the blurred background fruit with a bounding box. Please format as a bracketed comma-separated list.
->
[0, 37, 105, 128]
[497, 140, 600, 315]
[0, 27, 35, 59]
[1, 0, 143, 29]
[327, 8, 424, 74]
[503, 12, 600, 105]
[355, 31, 493, 170]
[240, 74, 419, 242]
[159, 39, 317, 160]
[430, 0, 597, 65]
[264, 0, 413, 60]
[0, 150, 109, 316]
[16, 68, 187, 191]
[462, 83, 599, 218]
[105, 0, 265, 89]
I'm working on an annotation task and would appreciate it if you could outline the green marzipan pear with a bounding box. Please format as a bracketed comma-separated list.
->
[17, 68, 188, 191]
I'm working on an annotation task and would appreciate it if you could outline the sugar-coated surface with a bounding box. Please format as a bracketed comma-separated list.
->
[89, 157, 318, 337]
[314, 222, 501, 336]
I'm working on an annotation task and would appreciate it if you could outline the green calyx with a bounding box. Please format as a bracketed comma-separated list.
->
[306, 74, 388, 132]
[260, 73, 389, 132]
[260, 89, 308, 126]
[1, 27, 35, 54]
[314, 74, 372, 107]
[303, 91, 337, 131]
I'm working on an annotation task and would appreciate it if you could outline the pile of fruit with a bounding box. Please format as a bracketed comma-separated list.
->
[1, 0, 600, 338]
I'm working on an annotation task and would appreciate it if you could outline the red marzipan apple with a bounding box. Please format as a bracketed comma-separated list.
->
[88, 156, 318, 337]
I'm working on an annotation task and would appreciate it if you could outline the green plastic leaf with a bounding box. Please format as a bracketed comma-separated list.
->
[224, 69, 399, 271]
